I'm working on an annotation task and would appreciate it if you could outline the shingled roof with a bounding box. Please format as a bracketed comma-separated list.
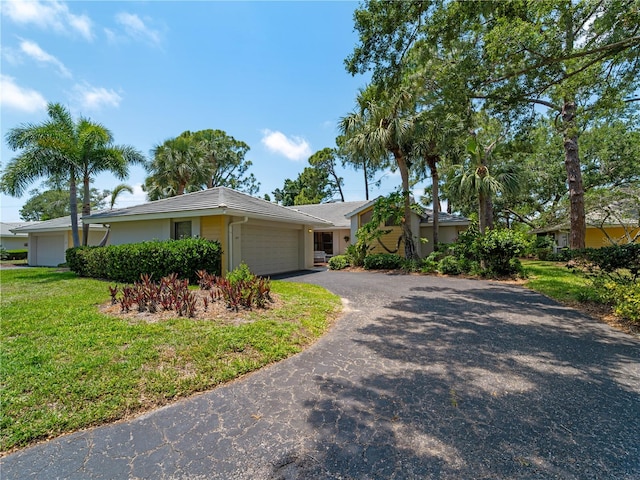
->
[289, 201, 369, 228]
[10, 216, 105, 233]
[83, 187, 331, 226]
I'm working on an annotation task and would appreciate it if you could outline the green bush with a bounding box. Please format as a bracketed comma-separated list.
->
[438, 256, 462, 275]
[532, 235, 554, 260]
[613, 281, 640, 323]
[475, 228, 528, 276]
[226, 262, 255, 285]
[345, 243, 367, 267]
[0, 245, 7, 260]
[328, 255, 349, 270]
[66, 238, 222, 283]
[363, 253, 403, 270]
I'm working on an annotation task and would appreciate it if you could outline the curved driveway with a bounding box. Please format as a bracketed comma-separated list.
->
[2, 270, 639, 479]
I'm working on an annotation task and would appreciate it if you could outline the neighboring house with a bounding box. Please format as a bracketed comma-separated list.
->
[83, 187, 331, 276]
[345, 199, 470, 257]
[290, 201, 369, 258]
[534, 205, 640, 250]
[10, 216, 108, 267]
[0, 222, 33, 250]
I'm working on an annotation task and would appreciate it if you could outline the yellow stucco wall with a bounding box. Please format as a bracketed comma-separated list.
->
[201, 215, 228, 273]
[585, 226, 640, 247]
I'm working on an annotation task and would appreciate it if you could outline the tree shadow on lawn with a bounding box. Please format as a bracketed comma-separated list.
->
[267, 284, 640, 479]
[1, 268, 76, 284]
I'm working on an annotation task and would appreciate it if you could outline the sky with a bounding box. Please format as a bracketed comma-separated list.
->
[0, 0, 421, 222]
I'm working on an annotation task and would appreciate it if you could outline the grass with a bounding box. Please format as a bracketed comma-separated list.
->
[0, 268, 341, 452]
[522, 260, 594, 303]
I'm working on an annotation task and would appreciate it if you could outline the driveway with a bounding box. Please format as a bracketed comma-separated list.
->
[2, 270, 639, 479]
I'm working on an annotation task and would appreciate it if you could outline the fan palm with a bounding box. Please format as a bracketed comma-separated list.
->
[340, 85, 420, 259]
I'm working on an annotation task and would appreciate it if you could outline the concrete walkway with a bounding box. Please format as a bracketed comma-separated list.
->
[2, 270, 639, 479]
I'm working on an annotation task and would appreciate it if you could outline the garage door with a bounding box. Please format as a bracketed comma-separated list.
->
[34, 234, 65, 266]
[240, 225, 300, 276]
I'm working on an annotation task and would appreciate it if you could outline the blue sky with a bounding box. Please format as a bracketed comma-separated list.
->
[1, 0, 416, 222]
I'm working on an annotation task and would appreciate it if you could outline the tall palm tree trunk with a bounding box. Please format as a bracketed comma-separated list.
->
[82, 173, 91, 246]
[69, 168, 80, 248]
[394, 150, 418, 260]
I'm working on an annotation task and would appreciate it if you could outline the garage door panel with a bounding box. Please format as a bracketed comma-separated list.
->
[35, 235, 65, 266]
[240, 226, 299, 276]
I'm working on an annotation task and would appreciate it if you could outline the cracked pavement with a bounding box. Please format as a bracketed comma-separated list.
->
[1, 270, 639, 479]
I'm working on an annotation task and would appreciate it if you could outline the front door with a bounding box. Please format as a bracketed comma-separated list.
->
[314, 232, 333, 255]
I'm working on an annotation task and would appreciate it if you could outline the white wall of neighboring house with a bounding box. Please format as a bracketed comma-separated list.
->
[0, 235, 28, 251]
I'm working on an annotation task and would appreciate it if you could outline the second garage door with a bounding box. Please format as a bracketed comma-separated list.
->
[240, 225, 300, 276]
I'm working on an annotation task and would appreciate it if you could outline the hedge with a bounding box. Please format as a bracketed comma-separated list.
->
[4, 249, 28, 261]
[66, 238, 222, 283]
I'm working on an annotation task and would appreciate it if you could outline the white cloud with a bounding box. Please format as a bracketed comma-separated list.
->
[2, 0, 93, 41]
[72, 83, 122, 110]
[0, 75, 47, 113]
[19, 39, 72, 78]
[261, 129, 311, 161]
[114, 12, 161, 46]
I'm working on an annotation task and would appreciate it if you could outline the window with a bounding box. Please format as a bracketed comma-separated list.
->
[314, 232, 333, 255]
[173, 221, 192, 239]
[359, 209, 373, 226]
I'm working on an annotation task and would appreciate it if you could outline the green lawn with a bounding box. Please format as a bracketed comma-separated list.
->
[0, 268, 341, 452]
[522, 259, 594, 303]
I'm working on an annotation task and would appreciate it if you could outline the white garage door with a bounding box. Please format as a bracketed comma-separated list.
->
[240, 225, 300, 276]
[34, 234, 66, 266]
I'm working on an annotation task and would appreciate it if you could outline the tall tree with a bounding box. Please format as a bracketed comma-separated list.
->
[144, 129, 259, 200]
[75, 121, 144, 245]
[340, 85, 421, 259]
[2, 103, 141, 247]
[347, 0, 640, 248]
[273, 167, 335, 206]
[308, 148, 345, 202]
[19, 187, 109, 222]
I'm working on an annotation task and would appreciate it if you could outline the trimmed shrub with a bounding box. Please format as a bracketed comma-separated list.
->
[328, 255, 349, 270]
[438, 256, 462, 275]
[66, 238, 222, 283]
[475, 228, 528, 276]
[364, 253, 403, 270]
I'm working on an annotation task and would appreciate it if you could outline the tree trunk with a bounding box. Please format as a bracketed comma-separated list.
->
[478, 191, 487, 234]
[562, 100, 586, 249]
[69, 168, 80, 248]
[427, 154, 439, 250]
[82, 173, 91, 246]
[363, 160, 369, 200]
[394, 150, 418, 260]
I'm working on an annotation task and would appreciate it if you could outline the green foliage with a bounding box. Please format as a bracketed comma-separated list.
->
[345, 242, 368, 267]
[612, 282, 640, 324]
[66, 238, 222, 283]
[0, 245, 7, 260]
[363, 253, 403, 270]
[532, 235, 554, 261]
[1, 268, 340, 451]
[328, 255, 349, 270]
[438, 256, 462, 275]
[273, 166, 336, 206]
[476, 228, 528, 276]
[144, 129, 259, 200]
[3, 249, 28, 261]
[225, 262, 255, 285]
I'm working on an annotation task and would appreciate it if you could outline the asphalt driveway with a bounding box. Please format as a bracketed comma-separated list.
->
[2, 270, 639, 479]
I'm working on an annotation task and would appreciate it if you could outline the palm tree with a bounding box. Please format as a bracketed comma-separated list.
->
[76, 121, 144, 245]
[447, 131, 520, 233]
[340, 85, 420, 260]
[3, 104, 82, 247]
[2, 103, 144, 246]
[109, 183, 134, 210]
[144, 135, 209, 200]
